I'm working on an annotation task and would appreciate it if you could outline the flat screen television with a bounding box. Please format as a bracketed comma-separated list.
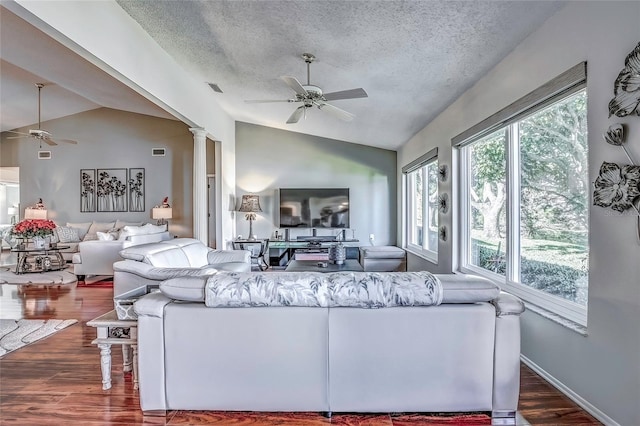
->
[279, 188, 349, 228]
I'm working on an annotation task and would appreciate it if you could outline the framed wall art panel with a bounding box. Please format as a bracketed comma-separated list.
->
[96, 168, 128, 212]
[128, 168, 145, 212]
[80, 169, 96, 212]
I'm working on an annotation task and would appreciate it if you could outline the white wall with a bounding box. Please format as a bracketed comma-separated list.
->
[398, 2, 640, 424]
[0, 108, 194, 237]
[236, 122, 397, 245]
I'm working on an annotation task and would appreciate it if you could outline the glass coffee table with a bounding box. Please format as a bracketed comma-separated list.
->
[10, 245, 70, 274]
[285, 259, 363, 273]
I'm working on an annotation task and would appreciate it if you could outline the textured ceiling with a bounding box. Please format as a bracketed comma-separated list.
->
[117, 0, 564, 150]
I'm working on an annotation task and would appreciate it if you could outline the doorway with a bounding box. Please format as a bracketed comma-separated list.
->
[208, 176, 216, 248]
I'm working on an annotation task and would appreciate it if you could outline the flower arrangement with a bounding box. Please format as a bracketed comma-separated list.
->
[11, 219, 57, 239]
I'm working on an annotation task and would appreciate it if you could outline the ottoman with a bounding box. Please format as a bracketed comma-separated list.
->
[359, 246, 407, 272]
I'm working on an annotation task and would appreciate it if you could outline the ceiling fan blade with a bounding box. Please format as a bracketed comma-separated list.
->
[281, 76, 308, 96]
[52, 138, 78, 144]
[317, 102, 355, 122]
[42, 139, 58, 146]
[323, 88, 368, 101]
[286, 106, 306, 124]
[5, 135, 29, 139]
[5, 130, 30, 136]
[245, 99, 292, 103]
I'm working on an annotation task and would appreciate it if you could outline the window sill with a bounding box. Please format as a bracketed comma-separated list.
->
[523, 301, 588, 336]
[404, 247, 438, 265]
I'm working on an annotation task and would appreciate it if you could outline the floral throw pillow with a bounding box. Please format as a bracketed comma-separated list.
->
[56, 226, 80, 243]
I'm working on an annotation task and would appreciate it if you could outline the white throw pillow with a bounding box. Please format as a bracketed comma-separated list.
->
[85, 221, 116, 241]
[96, 231, 115, 241]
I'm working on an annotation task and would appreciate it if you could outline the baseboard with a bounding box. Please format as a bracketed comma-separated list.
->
[520, 355, 620, 426]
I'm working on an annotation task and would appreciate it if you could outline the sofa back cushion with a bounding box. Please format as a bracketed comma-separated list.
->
[120, 238, 210, 268]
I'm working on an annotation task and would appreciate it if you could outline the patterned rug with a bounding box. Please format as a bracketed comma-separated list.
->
[0, 266, 77, 285]
[0, 319, 77, 357]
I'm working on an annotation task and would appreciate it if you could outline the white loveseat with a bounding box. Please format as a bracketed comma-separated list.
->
[113, 238, 251, 299]
[134, 271, 524, 421]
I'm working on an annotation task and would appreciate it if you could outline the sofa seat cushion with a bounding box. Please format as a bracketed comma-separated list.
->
[203, 271, 443, 308]
[359, 246, 406, 259]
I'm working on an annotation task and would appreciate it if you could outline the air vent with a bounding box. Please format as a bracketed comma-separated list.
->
[207, 82, 223, 93]
[152, 148, 166, 157]
[38, 151, 51, 160]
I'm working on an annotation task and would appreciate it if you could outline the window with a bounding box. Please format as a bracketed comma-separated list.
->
[455, 63, 589, 325]
[403, 149, 438, 261]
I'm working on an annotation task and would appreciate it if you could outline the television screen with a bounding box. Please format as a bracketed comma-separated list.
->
[279, 188, 349, 228]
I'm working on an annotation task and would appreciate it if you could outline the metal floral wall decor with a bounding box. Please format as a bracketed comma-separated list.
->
[97, 168, 128, 212]
[594, 123, 640, 240]
[128, 168, 145, 212]
[608, 42, 640, 118]
[80, 169, 96, 212]
[593, 162, 640, 213]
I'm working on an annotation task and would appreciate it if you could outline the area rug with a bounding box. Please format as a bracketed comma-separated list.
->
[0, 266, 77, 285]
[391, 412, 491, 424]
[0, 319, 77, 357]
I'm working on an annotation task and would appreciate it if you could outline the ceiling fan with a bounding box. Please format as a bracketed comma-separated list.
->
[245, 53, 368, 124]
[5, 83, 78, 146]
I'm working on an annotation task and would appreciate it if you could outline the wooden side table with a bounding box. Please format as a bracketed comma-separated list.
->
[87, 310, 138, 390]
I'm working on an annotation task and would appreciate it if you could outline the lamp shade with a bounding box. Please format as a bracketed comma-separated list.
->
[238, 195, 262, 213]
[152, 207, 173, 220]
[25, 208, 47, 219]
[7, 207, 16, 215]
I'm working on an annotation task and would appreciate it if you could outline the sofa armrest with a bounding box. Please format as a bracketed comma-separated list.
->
[134, 292, 173, 318]
[491, 292, 525, 317]
[207, 249, 251, 265]
[74, 240, 124, 276]
[492, 291, 524, 413]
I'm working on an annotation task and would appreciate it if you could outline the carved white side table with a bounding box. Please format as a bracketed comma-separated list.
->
[87, 310, 138, 390]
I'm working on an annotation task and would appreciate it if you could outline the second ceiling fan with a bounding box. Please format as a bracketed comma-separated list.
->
[6, 83, 79, 146]
[246, 53, 368, 124]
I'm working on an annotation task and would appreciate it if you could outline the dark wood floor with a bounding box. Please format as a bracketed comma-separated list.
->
[0, 280, 601, 425]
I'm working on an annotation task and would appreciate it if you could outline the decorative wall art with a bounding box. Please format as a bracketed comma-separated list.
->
[96, 169, 128, 212]
[128, 168, 145, 212]
[595, 43, 640, 241]
[438, 164, 448, 182]
[608, 42, 640, 118]
[80, 169, 96, 212]
[438, 193, 450, 214]
[439, 225, 448, 242]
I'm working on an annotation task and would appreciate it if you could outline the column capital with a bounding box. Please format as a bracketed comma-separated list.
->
[189, 127, 207, 138]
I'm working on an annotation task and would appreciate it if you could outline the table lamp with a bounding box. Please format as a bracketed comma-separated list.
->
[238, 194, 262, 241]
[152, 197, 173, 226]
[24, 198, 47, 219]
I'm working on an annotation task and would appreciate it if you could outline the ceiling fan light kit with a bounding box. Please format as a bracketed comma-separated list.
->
[5, 83, 78, 147]
[245, 53, 368, 124]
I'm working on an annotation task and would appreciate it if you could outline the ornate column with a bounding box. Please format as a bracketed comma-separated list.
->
[190, 127, 208, 244]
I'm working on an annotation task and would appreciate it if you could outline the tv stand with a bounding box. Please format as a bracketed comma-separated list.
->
[268, 239, 359, 267]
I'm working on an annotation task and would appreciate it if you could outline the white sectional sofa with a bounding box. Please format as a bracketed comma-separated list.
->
[133, 271, 524, 421]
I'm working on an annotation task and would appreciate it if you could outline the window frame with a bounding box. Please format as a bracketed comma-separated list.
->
[403, 148, 438, 263]
[454, 63, 588, 326]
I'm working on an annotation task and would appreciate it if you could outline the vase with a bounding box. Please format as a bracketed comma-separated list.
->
[32, 237, 45, 249]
